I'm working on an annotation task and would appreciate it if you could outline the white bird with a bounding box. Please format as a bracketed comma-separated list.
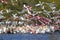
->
[35, 4, 41, 6]
[0, 10, 3, 14]
[23, 4, 31, 14]
[18, 21, 23, 24]
[35, 1, 44, 7]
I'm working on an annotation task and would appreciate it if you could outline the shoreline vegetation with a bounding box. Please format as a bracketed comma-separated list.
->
[0, 0, 60, 34]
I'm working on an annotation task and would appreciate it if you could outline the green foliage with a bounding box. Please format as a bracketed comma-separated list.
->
[0, 0, 60, 20]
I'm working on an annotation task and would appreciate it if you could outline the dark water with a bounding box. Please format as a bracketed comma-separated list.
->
[0, 33, 60, 40]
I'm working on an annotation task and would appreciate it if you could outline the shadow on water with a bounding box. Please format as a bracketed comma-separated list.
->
[49, 32, 59, 40]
